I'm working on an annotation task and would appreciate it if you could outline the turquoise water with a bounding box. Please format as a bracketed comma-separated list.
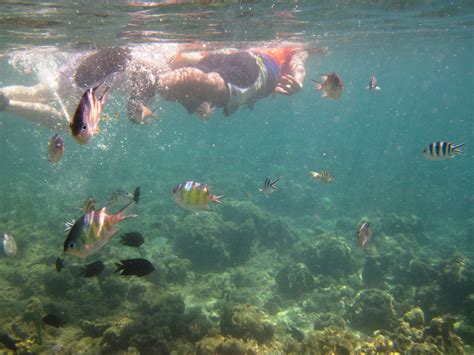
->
[0, 1, 473, 354]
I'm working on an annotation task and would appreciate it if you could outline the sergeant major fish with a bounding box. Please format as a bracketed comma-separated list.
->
[311, 170, 334, 183]
[63, 202, 137, 258]
[70, 82, 109, 144]
[172, 181, 222, 211]
[423, 141, 465, 160]
[312, 72, 344, 99]
[47, 134, 65, 163]
[260, 177, 280, 196]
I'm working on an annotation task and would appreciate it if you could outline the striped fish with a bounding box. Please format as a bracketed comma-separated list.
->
[172, 181, 222, 211]
[423, 141, 465, 160]
[260, 177, 280, 196]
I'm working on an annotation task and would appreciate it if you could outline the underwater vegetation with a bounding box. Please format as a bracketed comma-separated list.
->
[0, 195, 472, 354]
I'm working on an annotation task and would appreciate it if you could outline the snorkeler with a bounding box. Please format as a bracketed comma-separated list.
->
[0, 46, 172, 128]
[154, 44, 309, 119]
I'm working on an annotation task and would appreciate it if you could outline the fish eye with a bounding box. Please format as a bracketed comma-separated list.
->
[81, 124, 87, 131]
[69, 243, 75, 248]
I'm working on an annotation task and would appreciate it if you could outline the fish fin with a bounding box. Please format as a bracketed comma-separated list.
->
[114, 262, 123, 274]
[314, 83, 323, 91]
[452, 143, 465, 155]
[100, 86, 110, 105]
[115, 201, 138, 222]
[320, 75, 328, 81]
[210, 195, 223, 204]
[375, 86, 381, 91]
[321, 92, 328, 98]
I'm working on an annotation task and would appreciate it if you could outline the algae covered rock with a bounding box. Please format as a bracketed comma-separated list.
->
[174, 213, 253, 270]
[349, 289, 397, 333]
[276, 263, 315, 298]
[403, 307, 425, 329]
[220, 303, 274, 344]
[302, 237, 360, 278]
[303, 328, 358, 354]
[422, 315, 465, 354]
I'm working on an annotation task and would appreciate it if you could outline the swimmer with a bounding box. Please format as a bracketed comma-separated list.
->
[154, 43, 310, 118]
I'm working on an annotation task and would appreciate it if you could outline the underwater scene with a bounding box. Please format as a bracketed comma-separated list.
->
[0, 1, 473, 354]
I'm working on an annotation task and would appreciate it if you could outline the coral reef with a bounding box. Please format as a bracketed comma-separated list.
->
[220, 303, 274, 344]
[275, 262, 315, 298]
[349, 289, 397, 333]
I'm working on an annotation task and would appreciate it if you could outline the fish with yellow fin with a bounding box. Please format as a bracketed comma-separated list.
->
[312, 73, 344, 99]
[63, 201, 137, 258]
[311, 170, 334, 183]
[172, 181, 222, 211]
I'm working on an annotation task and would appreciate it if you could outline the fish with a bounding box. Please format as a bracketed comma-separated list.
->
[357, 221, 372, 250]
[312, 72, 344, 99]
[367, 75, 381, 91]
[259, 177, 280, 196]
[108, 186, 140, 207]
[3, 233, 17, 257]
[47, 134, 65, 163]
[55, 257, 65, 272]
[423, 141, 465, 160]
[115, 258, 155, 277]
[42, 314, 66, 328]
[172, 181, 222, 211]
[64, 219, 75, 233]
[80, 260, 105, 277]
[63, 202, 137, 259]
[310, 170, 334, 183]
[120, 232, 144, 247]
[138, 102, 155, 125]
[70, 82, 109, 145]
[196, 101, 215, 120]
[0, 329, 17, 351]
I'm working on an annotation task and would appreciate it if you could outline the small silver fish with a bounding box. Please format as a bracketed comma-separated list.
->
[47, 134, 65, 163]
[423, 141, 465, 160]
[310, 170, 334, 183]
[367, 75, 381, 91]
[3, 233, 17, 256]
[260, 177, 280, 196]
[357, 222, 372, 250]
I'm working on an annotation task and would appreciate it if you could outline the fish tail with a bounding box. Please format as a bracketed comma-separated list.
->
[100, 86, 110, 105]
[210, 195, 223, 204]
[114, 201, 138, 222]
[114, 262, 123, 274]
[452, 143, 465, 155]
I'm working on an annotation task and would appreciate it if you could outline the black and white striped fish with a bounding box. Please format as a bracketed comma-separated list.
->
[260, 177, 280, 196]
[423, 141, 465, 160]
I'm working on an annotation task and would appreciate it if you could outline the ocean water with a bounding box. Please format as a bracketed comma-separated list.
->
[0, 1, 473, 354]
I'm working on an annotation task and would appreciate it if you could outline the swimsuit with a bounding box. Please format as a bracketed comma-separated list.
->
[194, 51, 281, 116]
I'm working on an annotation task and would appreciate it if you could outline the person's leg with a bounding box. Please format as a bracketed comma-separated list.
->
[1, 83, 54, 103]
[3, 99, 67, 129]
[156, 67, 228, 113]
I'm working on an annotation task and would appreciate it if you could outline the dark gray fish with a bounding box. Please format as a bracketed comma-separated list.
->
[0, 329, 17, 351]
[357, 221, 372, 250]
[47, 133, 65, 163]
[423, 141, 465, 160]
[119, 232, 144, 247]
[260, 177, 280, 196]
[115, 258, 155, 277]
[367, 75, 381, 91]
[133, 186, 140, 203]
[55, 257, 65, 272]
[80, 260, 105, 277]
[42, 314, 66, 328]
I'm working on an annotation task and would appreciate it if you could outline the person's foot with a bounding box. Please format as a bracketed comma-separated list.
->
[0, 91, 9, 111]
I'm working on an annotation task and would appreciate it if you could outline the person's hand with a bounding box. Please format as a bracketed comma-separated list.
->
[275, 74, 302, 96]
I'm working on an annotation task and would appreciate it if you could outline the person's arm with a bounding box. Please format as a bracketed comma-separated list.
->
[275, 48, 308, 96]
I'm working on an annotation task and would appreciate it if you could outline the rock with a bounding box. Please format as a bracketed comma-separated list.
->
[349, 289, 397, 333]
[220, 303, 274, 344]
[403, 307, 425, 329]
[275, 263, 315, 298]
